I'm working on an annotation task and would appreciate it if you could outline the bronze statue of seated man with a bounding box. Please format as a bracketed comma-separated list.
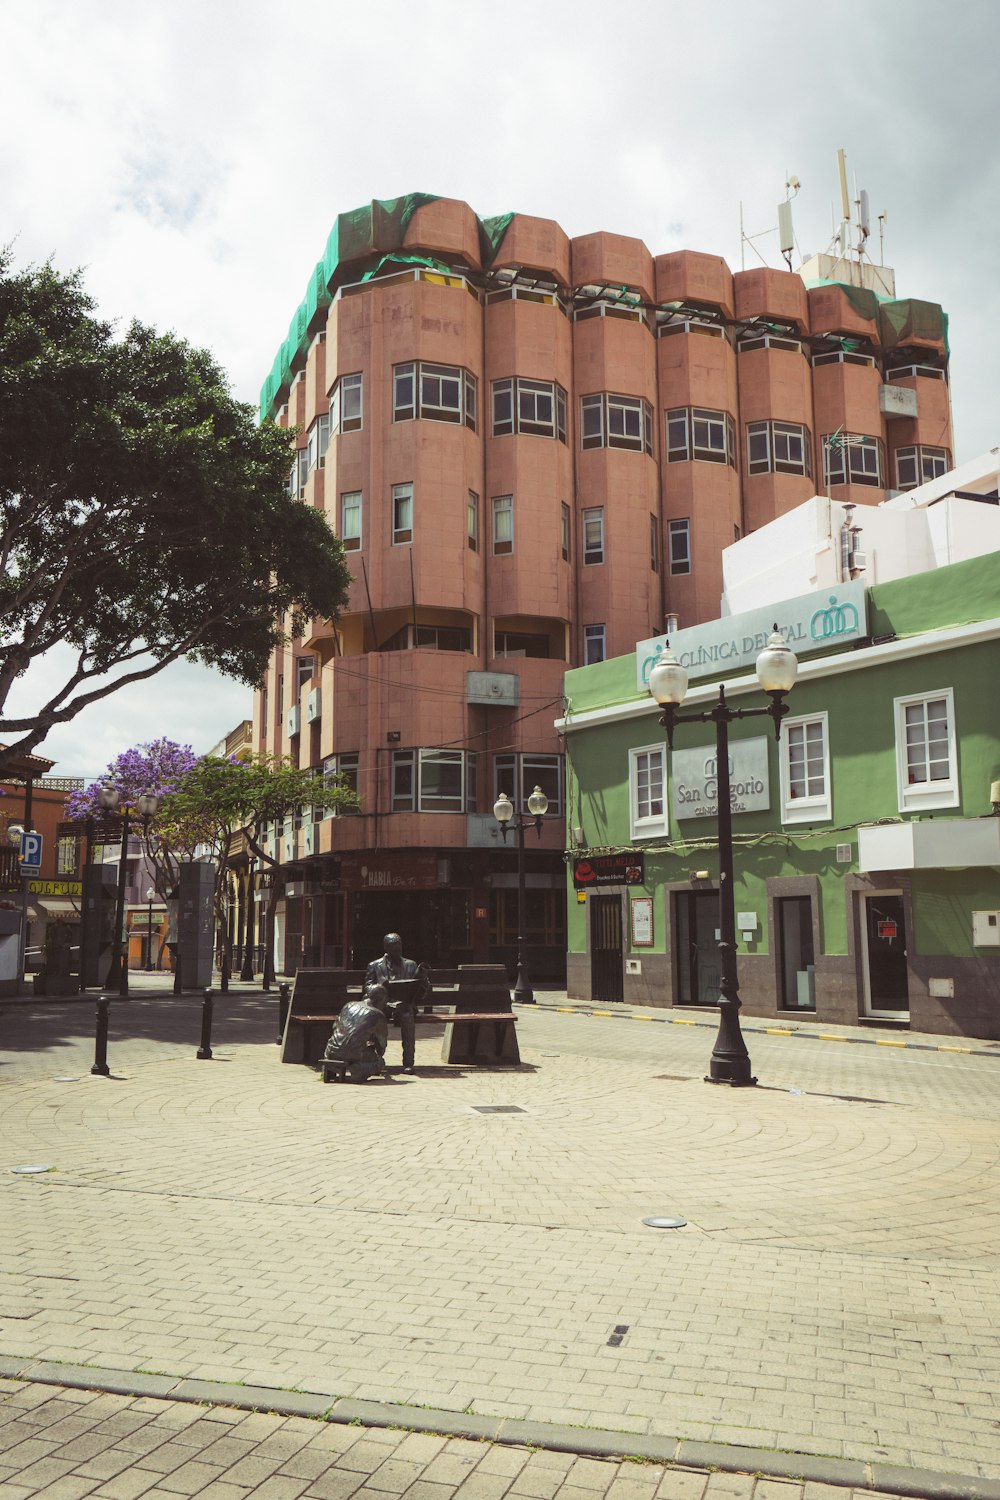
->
[323, 982, 389, 1083]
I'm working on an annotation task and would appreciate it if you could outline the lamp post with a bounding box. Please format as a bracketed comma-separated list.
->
[493, 784, 549, 1004]
[101, 786, 158, 997]
[144, 886, 156, 970]
[648, 626, 798, 1087]
[7, 821, 27, 990]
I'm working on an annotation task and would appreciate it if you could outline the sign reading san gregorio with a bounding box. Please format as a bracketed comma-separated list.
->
[670, 737, 771, 821]
[636, 579, 866, 690]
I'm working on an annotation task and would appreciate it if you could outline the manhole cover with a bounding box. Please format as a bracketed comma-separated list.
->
[642, 1215, 687, 1229]
[472, 1105, 525, 1114]
[10, 1165, 53, 1175]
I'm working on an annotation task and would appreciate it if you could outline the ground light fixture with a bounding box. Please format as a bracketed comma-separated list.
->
[648, 626, 798, 1086]
[493, 784, 549, 1004]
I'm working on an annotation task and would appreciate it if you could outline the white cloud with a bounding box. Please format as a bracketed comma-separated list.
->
[2, 0, 998, 771]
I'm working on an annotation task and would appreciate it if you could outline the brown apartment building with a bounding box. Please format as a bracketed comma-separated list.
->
[254, 194, 953, 980]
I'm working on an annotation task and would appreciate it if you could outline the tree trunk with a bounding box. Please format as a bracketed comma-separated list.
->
[262, 877, 281, 991]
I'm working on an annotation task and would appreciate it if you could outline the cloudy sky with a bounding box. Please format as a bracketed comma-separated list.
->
[2, 0, 998, 778]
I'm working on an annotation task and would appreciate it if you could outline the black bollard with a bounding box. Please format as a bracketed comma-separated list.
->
[197, 987, 214, 1060]
[91, 996, 111, 1077]
[277, 981, 291, 1045]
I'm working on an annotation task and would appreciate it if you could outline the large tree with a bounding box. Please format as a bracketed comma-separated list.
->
[0, 250, 351, 774]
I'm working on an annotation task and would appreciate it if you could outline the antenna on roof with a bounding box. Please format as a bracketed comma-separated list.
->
[740, 174, 801, 272]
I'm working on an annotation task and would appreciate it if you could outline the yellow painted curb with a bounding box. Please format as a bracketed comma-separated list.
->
[766, 1028, 794, 1035]
[592, 1011, 614, 1017]
[671, 1018, 696, 1025]
[818, 1034, 850, 1042]
[876, 1039, 908, 1047]
[938, 1044, 972, 1053]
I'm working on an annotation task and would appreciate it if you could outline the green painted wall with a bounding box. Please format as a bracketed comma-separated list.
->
[564, 554, 1000, 963]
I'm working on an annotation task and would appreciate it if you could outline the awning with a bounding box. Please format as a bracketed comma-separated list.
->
[858, 817, 1000, 872]
[28, 898, 81, 917]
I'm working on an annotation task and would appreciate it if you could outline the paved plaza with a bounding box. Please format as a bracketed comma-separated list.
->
[2, 985, 1000, 1498]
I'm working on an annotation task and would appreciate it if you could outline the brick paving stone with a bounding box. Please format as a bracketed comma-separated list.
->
[86, 1469, 163, 1500]
[28, 1476, 103, 1500]
[237, 1475, 312, 1500]
[565, 1457, 621, 1490]
[303, 1468, 367, 1500]
[652, 1475, 707, 1500]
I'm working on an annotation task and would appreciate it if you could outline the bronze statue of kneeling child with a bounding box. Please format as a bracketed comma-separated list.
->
[323, 982, 390, 1083]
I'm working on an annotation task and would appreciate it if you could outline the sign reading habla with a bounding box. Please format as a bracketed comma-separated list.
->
[636, 579, 867, 690]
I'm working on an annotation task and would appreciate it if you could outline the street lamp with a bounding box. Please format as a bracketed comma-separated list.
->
[648, 626, 798, 1087]
[101, 786, 159, 996]
[493, 784, 549, 1004]
[145, 886, 156, 971]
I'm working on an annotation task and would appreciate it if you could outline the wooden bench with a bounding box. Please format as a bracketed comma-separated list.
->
[281, 964, 519, 1068]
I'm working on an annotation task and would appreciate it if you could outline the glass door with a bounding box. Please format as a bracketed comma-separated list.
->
[860, 891, 910, 1018]
[675, 891, 721, 1005]
[777, 896, 816, 1010]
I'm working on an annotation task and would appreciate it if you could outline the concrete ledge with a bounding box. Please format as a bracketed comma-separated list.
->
[21, 1361, 178, 1399]
[330, 1398, 502, 1442]
[3, 1355, 1000, 1498]
[677, 1439, 866, 1487]
[869, 1463, 1000, 1500]
[171, 1378, 332, 1419]
[499, 1419, 679, 1465]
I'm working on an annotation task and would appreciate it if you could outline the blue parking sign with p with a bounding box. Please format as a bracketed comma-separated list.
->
[19, 831, 42, 874]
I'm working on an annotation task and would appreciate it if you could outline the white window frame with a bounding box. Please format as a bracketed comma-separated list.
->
[392, 483, 413, 545]
[330, 372, 363, 435]
[493, 752, 564, 816]
[780, 713, 831, 824]
[322, 753, 360, 817]
[391, 748, 477, 813]
[341, 491, 362, 551]
[307, 413, 330, 471]
[584, 623, 606, 664]
[668, 518, 691, 575]
[893, 688, 959, 813]
[561, 501, 571, 562]
[467, 490, 479, 552]
[581, 392, 652, 454]
[629, 745, 668, 841]
[393, 361, 476, 429]
[582, 506, 604, 565]
[492, 494, 513, 555]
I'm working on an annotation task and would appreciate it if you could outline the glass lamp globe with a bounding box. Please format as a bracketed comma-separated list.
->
[756, 625, 798, 694]
[99, 784, 119, 811]
[7, 823, 24, 847]
[493, 792, 513, 824]
[526, 785, 549, 818]
[136, 792, 158, 818]
[648, 643, 689, 706]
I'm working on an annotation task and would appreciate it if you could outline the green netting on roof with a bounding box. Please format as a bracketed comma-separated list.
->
[803, 279, 950, 358]
[261, 194, 522, 420]
[478, 212, 515, 266]
[878, 298, 949, 354]
[359, 253, 454, 282]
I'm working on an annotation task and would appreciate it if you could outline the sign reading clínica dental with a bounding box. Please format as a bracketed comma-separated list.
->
[670, 736, 771, 821]
[636, 579, 867, 690]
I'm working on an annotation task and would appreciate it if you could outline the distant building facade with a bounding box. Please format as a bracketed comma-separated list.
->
[254, 194, 954, 979]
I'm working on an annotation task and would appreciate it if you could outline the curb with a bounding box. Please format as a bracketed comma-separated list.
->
[530, 1001, 1000, 1058]
[1, 1355, 998, 1500]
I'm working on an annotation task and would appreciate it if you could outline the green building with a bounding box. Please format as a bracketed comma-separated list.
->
[559, 552, 1000, 1039]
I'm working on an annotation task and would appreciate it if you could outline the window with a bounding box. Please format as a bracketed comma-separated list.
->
[56, 834, 79, 877]
[491, 378, 567, 441]
[276, 674, 284, 721]
[561, 502, 571, 562]
[392, 483, 413, 545]
[580, 393, 653, 454]
[495, 630, 549, 658]
[322, 753, 360, 816]
[329, 373, 363, 434]
[493, 752, 564, 815]
[629, 745, 668, 840]
[288, 448, 309, 497]
[492, 495, 513, 555]
[737, 333, 804, 354]
[777, 897, 816, 1010]
[582, 506, 604, 565]
[894, 445, 951, 490]
[380, 623, 472, 653]
[392, 361, 477, 429]
[668, 519, 691, 575]
[391, 749, 477, 812]
[296, 654, 315, 692]
[467, 491, 479, 552]
[341, 491, 362, 551]
[746, 420, 812, 477]
[584, 624, 606, 664]
[665, 407, 736, 467]
[894, 689, 959, 812]
[307, 413, 330, 471]
[780, 714, 831, 823]
[650, 514, 659, 572]
[822, 433, 884, 489]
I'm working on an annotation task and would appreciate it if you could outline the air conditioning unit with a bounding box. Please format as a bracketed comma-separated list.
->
[287, 705, 300, 737]
[306, 688, 321, 723]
